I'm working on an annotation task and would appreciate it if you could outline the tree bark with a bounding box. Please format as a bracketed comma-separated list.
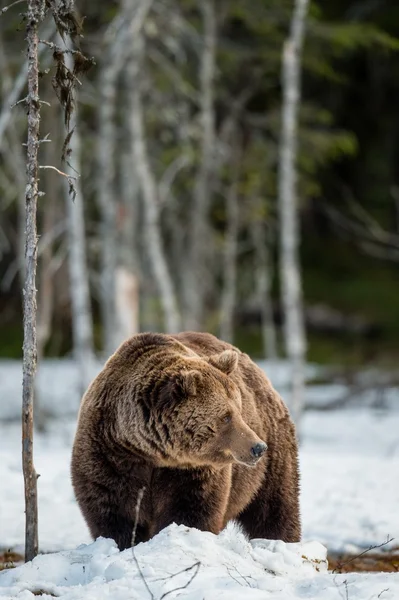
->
[185, 0, 216, 330]
[130, 34, 181, 333]
[278, 0, 309, 426]
[22, 0, 42, 562]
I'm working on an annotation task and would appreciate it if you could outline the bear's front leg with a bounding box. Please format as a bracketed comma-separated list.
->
[72, 471, 150, 550]
[151, 466, 231, 537]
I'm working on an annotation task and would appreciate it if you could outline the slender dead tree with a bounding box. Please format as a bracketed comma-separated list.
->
[278, 0, 309, 426]
[1, 0, 93, 561]
[22, 0, 43, 563]
[185, 0, 216, 330]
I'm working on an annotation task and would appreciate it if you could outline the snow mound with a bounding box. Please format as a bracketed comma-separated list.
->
[0, 524, 326, 599]
[250, 539, 327, 577]
[1, 524, 398, 600]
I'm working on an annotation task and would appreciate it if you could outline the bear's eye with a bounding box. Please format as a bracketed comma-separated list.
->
[222, 413, 232, 424]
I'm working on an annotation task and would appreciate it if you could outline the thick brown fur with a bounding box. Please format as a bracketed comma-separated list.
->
[71, 332, 301, 550]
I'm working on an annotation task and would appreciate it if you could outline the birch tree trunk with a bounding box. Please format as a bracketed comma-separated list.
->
[97, 1, 153, 354]
[130, 34, 181, 333]
[114, 194, 140, 347]
[185, 0, 216, 330]
[22, 0, 41, 562]
[116, 178, 140, 343]
[115, 266, 139, 342]
[278, 0, 309, 426]
[220, 142, 240, 343]
[97, 33, 120, 358]
[63, 100, 95, 392]
[113, 48, 142, 347]
[115, 148, 140, 344]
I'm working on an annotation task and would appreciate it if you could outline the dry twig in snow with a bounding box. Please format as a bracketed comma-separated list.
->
[332, 536, 395, 574]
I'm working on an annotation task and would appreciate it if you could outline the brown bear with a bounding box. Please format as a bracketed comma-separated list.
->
[71, 332, 300, 550]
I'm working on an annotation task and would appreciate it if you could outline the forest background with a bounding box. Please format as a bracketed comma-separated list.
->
[1, 0, 399, 383]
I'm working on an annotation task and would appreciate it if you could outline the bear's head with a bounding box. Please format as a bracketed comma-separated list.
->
[144, 349, 267, 469]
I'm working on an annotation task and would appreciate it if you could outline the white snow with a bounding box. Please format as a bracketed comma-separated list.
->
[1, 360, 399, 598]
[301, 409, 399, 552]
[0, 525, 397, 600]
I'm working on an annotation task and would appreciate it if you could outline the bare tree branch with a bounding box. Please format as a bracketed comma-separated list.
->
[148, 47, 199, 104]
[38, 38, 83, 55]
[158, 154, 191, 206]
[39, 164, 77, 179]
[332, 536, 395, 574]
[0, 0, 26, 15]
[324, 196, 399, 261]
[159, 562, 201, 600]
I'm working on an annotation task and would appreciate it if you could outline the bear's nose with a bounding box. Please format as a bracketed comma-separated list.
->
[251, 442, 267, 458]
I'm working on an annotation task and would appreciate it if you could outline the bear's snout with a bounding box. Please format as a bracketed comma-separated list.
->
[226, 417, 268, 467]
[251, 442, 267, 459]
[236, 438, 267, 466]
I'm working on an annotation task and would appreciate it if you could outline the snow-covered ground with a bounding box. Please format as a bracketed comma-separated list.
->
[1, 361, 399, 598]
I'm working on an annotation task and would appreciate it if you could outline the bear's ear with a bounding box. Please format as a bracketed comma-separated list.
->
[208, 350, 238, 375]
[178, 370, 202, 396]
[162, 370, 203, 402]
